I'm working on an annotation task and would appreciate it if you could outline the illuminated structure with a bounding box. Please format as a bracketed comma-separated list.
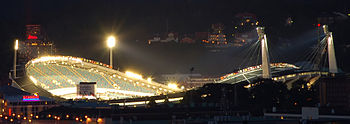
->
[13, 40, 19, 78]
[323, 25, 338, 73]
[18, 25, 55, 61]
[218, 26, 337, 85]
[218, 63, 301, 84]
[107, 36, 116, 68]
[0, 85, 57, 117]
[24, 56, 182, 99]
[202, 23, 228, 45]
[257, 27, 271, 79]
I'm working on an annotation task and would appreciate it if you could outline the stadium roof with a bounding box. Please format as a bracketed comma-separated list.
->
[218, 63, 299, 84]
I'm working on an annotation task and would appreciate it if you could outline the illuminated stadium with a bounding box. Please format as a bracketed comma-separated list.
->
[218, 63, 328, 84]
[25, 56, 182, 100]
[217, 63, 296, 83]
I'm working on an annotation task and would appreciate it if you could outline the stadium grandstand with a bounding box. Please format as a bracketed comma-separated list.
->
[23, 56, 182, 100]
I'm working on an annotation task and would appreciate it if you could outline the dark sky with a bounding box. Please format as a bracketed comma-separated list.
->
[0, 0, 349, 82]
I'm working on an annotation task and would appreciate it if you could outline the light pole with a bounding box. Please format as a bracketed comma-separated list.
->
[14, 39, 18, 78]
[107, 36, 116, 68]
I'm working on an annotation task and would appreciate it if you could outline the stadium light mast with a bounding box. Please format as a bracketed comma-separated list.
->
[107, 36, 116, 68]
[256, 27, 271, 79]
[323, 25, 338, 73]
[14, 39, 19, 78]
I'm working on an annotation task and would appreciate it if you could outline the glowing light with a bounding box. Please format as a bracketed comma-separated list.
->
[28, 35, 38, 39]
[111, 97, 183, 106]
[48, 87, 154, 98]
[244, 84, 252, 88]
[125, 71, 143, 80]
[167, 83, 179, 90]
[107, 36, 116, 48]
[23, 117, 27, 120]
[31, 56, 82, 64]
[328, 36, 332, 45]
[181, 86, 185, 90]
[29, 119, 32, 123]
[15, 40, 19, 50]
[86, 118, 92, 122]
[147, 77, 152, 83]
[97, 118, 103, 123]
[23, 95, 40, 101]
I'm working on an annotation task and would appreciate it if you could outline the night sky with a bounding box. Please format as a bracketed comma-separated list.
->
[1, 0, 349, 83]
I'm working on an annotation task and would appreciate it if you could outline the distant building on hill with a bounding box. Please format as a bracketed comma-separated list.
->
[18, 25, 56, 62]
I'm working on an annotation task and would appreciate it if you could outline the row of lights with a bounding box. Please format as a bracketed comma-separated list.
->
[221, 63, 296, 80]
[1, 113, 103, 123]
[47, 114, 103, 123]
[0, 114, 35, 123]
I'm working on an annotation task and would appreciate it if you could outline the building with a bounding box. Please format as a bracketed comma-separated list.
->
[148, 32, 179, 44]
[232, 13, 259, 46]
[202, 23, 228, 45]
[18, 25, 56, 62]
[319, 74, 350, 111]
[194, 32, 209, 41]
[0, 85, 57, 118]
[180, 36, 195, 44]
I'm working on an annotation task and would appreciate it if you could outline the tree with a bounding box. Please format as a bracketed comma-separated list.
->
[289, 79, 319, 108]
[249, 79, 289, 112]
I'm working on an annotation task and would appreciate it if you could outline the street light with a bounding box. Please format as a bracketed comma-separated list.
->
[14, 39, 18, 78]
[107, 36, 116, 68]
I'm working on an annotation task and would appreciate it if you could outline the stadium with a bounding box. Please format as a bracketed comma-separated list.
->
[21, 55, 328, 100]
[18, 55, 331, 102]
[13, 24, 335, 102]
[218, 63, 329, 84]
[24, 56, 182, 100]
